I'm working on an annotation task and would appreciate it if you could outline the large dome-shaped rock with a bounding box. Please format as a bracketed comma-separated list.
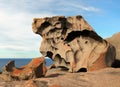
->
[32, 15, 116, 72]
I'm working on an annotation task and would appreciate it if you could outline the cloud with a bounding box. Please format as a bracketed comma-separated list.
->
[70, 4, 100, 12]
[0, 0, 101, 58]
[47, 0, 100, 15]
[0, 45, 29, 51]
[0, 0, 53, 13]
[0, 10, 54, 50]
[0, 1, 56, 58]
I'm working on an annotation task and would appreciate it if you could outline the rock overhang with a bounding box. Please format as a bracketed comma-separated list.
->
[32, 15, 116, 72]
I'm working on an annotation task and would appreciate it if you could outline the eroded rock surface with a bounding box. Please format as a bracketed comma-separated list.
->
[32, 15, 116, 72]
[106, 32, 120, 60]
[0, 57, 47, 81]
[0, 68, 120, 87]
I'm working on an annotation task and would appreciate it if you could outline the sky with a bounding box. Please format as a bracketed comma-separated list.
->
[0, 0, 120, 58]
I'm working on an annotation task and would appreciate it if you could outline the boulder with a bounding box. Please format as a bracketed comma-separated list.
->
[32, 15, 116, 72]
[0, 57, 47, 81]
[106, 32, 120, 60]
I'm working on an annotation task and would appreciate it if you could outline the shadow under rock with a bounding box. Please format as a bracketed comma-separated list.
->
[45, 73, 64, 78]
[34, 80, 48, 87]
[112, 59, 120, 68]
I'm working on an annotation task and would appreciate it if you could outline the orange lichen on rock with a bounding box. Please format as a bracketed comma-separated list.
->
[88, 52, 107, 71]
[0, 57, 47, 81]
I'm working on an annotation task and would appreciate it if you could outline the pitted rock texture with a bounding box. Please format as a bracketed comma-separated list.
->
[32, 15, 116, 72]
[0, 57, 47, 81]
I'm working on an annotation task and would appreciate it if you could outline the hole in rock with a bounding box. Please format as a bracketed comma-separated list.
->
[61, 37, 64, 40]
[45, 57, 53, 66]
[112, 59, 120, 68]
[54, 54, 70, 70]
[64, 30, 103, 43]
[41, 22, 51, 29]
[76, 15, 83, 19]
[78, 68, 87, 72]
[39, 22, 51, 33]
[54, 54, 62, 64]
[85, 41, 88, 44]
[46, 51, 53, 58]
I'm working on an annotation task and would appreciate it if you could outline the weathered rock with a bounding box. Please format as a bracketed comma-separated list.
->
[0, 68, 120, 87]
[0, 61, 15, 81]
[49, 84, 63, 87]
[32, 15, 116, 72]
[12, 57, 47, 80]
[23, 80, 38, 87]
[45, 68, 120, 87]
[106, 32, 120, 60]
[0, 57, 47, 81]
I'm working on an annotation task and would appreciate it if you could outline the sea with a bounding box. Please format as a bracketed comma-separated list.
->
[0, 58, 53, 72]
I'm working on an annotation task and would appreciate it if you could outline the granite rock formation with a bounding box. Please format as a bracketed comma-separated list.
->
[106, 32, 120, 60]
[0, 68, 120, 87]
[0, 57, 47, 81]
[32, 15, 116, 72]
